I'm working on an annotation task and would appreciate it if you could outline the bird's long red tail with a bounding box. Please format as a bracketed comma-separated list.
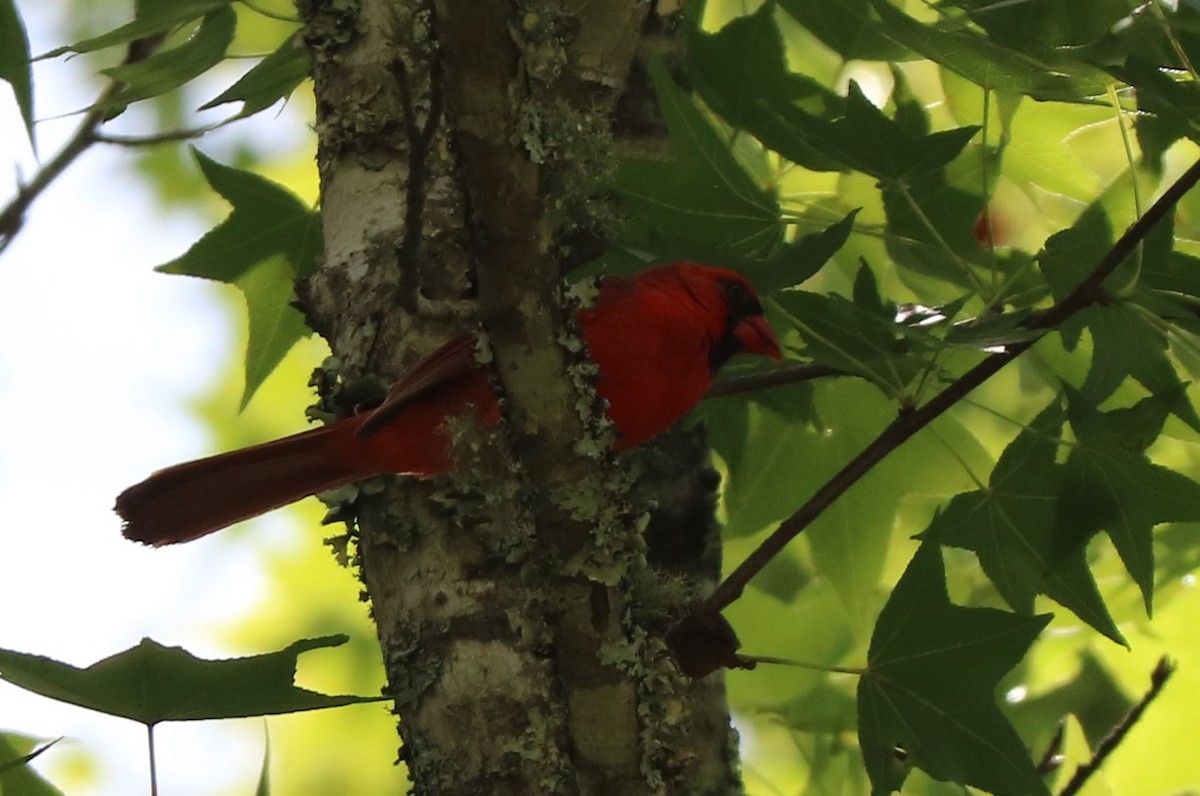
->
[116, 421, 373, 546]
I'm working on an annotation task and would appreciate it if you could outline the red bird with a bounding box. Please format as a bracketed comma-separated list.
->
[116, 263, 781, 545]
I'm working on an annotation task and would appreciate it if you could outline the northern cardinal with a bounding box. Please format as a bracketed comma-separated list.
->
[116, 263, 781, 545]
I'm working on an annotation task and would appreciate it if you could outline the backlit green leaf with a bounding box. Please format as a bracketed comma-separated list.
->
[0, 0, 33, 145]
[925, 400, 1123, 643]
[614, 59, 782, 258]
[858, 542, 1050, 795]
[0, 636, 382, 726]
[100, 6, 237, 109]
[238, 256, 312, 409]
[1060, 388, 1200, 614]
[44, 0, 229, 57]
[157, 149, 321, 404]
[200, 32, 310, 118]
[868, 0, 1108, 100]
[0, 733, 63, 796]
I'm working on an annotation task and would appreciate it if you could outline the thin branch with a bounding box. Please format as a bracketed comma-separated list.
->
[704, 156, 1200, 613]
[1057, 657, 1175, 796]
[740, 654, 864, 676]
[0, 83, 116, 255]
[0, 37, 164, 256]
[705, 362, 845, 398]
[92, 124, 221, 146]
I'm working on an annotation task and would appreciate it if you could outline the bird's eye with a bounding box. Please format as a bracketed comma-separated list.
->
[725, 280, 749, 303]
[723, 278, 761, 316]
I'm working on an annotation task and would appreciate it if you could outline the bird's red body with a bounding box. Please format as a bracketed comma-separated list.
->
[116, 264, 781, 545]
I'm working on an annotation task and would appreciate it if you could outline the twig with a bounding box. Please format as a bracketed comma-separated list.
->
[0, 84, 116, 255]
[704, 156, 1200, 613]
[0, 36, 164, 256]
[92, 124, 220, 146]
[1057, 657, 1175, 796]
[705, 361, 845, 398]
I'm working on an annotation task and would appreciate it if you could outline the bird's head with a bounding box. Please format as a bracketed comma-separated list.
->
[666, 263, 782, 370]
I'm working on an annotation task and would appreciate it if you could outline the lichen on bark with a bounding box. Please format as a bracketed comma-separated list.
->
[296, 0, 742, 792]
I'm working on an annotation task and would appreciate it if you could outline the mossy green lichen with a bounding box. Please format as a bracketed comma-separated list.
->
[298, 0, 361, 63]
[385, 622, 446, 713]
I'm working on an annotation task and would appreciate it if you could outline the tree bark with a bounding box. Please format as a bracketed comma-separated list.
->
[298, 1, 740, 792]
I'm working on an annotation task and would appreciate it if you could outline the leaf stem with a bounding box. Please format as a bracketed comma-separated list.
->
[741, 654, 865, 676]
[704, 155, 1200, 614]
[897, 181, 989, 297]
[92, 124, 221, 147]
[147, 723, 158, 796]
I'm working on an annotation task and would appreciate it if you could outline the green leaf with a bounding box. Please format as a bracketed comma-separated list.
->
[956, 0, 1144, 52]
[200, 32, 310, 117]
[0, 733, 64, 796]
[925, 400, 1123, 643]
[1060, 388, 1200, 615]
[1039, 205, 1200, 428]
[614, 58, 782, 258]
[159, 149, 322, 282]
[100, 6, 237, 110]
[775, 0, 909, 61]
[256, 730, 271, 796]
[158, 149, 321, 404]
[0, 636, 384, 725]
[867, 0, 1108, 101]
[689, 3, 845, 172]
[772, 266, 936, 398]
[45, 0, 230, 56]
[874, 70, 990, 291]
[0, 0, 33, 145]
[742, 209, 859, 293]
[858, 542, 1051, 795]
[762, 81, 979, 182]
[1111, 57, 1200, 155]
[238, 256, 312, 409]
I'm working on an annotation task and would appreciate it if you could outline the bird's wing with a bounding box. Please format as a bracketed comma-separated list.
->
[355, 333, 483, 439]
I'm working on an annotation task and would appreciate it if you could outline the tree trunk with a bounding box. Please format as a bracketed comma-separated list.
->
[297, 1, 740, 792]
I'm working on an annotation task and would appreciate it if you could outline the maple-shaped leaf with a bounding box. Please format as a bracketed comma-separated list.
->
[867, 0, 1108, 100]
[858, 542, 1050, 795]
[99, 6, 237, 111]
[772, 265, 937, 399]
[689, 2, 845, 172]
[764, 80, 979, 182]
[200, 32, 310, 119]
[0, 636, 382, 726]
[159, 149, 321, 283]
[1060, 387, 1200, 615]
[1040, 204, 1200, 430]
[614, 59, 782, 259]
[925, 400, 1123, 643]
[157, 149, 322, 405]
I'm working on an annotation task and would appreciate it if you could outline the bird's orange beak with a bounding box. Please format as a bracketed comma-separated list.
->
[735, 316, 782, 361]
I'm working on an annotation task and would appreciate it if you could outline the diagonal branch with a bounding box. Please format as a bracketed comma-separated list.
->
[0, 87, 112, 255]
[702, 155, 1200, 617]
[1057, 656, 1175, 796]
[0, 37, 164, 257]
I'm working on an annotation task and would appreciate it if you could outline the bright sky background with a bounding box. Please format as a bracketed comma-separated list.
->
[0, 5, 311, 793]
